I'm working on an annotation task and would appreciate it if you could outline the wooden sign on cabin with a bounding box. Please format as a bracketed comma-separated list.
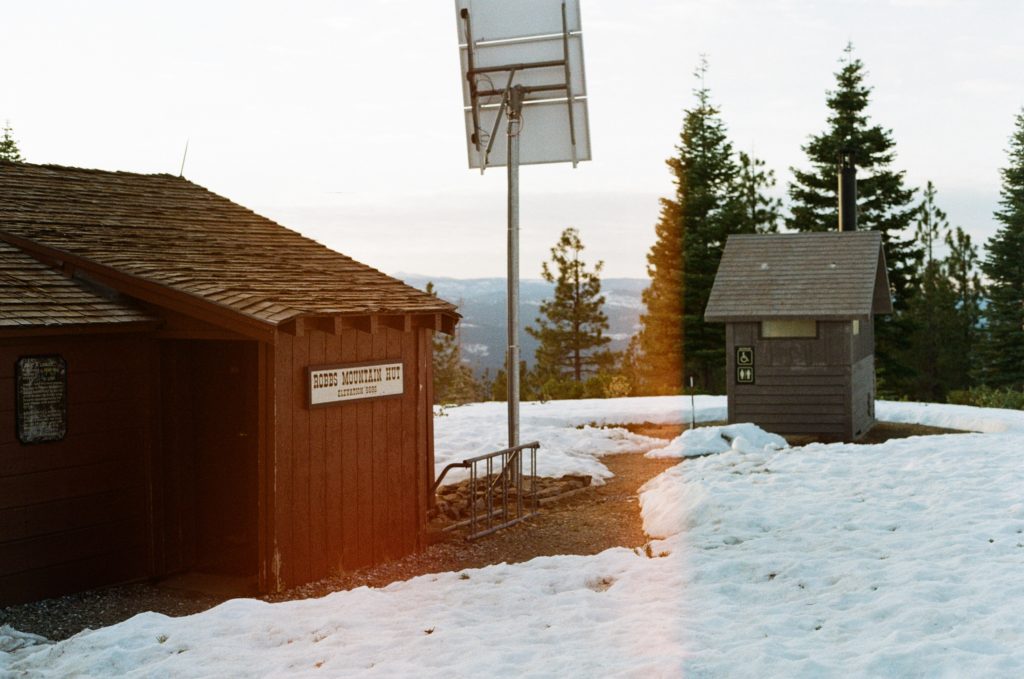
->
[704, 232, 892, 441]
[308, 361, 405, 407]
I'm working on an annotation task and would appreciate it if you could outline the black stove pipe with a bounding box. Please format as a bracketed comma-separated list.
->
[838, 151, 857, 232]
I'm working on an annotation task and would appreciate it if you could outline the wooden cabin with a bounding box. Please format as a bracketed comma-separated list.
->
[704, 232, 892, 441]
[0, 161, 459, 605]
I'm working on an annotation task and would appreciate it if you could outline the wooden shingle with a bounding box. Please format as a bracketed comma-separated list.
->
[704, 232, 893, 322]
[0, 161, 459, 328]
[0, 241, 154, 328]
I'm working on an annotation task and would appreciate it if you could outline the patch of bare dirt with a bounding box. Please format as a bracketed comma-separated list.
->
[268, 435, 680, 601]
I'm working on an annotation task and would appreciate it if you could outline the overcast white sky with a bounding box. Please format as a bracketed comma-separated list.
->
[3, 1, 1022, 278]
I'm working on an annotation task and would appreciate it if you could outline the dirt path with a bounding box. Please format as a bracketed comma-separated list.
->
[268, 430, 683, 600]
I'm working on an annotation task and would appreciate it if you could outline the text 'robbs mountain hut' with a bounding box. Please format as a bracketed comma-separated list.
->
[704, 231, 892, 441]
[0, 161, 459, 605]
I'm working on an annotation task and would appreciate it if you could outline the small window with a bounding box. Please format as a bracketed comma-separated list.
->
[852, 320, 860, 335]
[761, 319, 817, 338]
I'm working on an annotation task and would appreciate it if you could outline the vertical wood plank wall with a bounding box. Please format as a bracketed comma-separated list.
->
[0, 334, 153, 605]
[270, 326, 431, 591]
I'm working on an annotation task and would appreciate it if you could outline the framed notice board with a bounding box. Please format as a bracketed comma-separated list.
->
[15, 355, 67, 444]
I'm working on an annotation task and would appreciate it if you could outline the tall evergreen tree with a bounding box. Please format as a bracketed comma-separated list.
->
[679, 58, 751, 392]
[944, 226, 983, 391]
[633, 58, 773, 394]
[526, 227, 611, 398]
[634, 196, 684, 394]
[787, 43, 921, 396]
[0, 121, 24, 162]
[980, 109, 1024, 389]
[737, 151, 781, 233]
[904, 182, 959, 401]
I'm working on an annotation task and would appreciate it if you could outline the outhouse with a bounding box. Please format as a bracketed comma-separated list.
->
[704, 231, 892, 441]
[0, 161, 459, 604]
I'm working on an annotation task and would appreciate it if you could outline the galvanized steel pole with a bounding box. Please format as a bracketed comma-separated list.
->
[506, 86, 524, 450]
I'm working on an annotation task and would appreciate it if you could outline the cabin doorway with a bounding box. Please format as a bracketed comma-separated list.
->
[158, 340, 259, 580]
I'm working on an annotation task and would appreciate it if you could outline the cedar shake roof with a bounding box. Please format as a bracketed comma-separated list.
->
[704, 231, 893, 322]
[0, 161, 458, 327]
[0, 241, 154, 329]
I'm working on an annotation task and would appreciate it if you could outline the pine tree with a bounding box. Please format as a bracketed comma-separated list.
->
[633, 58, 772, 395]
[0, 121, 24, 162]
[904, 182, 959, 401]
[679, 58, 749, 392]
[944, 225, 984, 391]
[787, 43, 921, 396]
[737, 151, 781, 233]
[634, 196, 684, 394]
[526, 227, 611, 399]
[426, 282, 478, 405]
[980, 109, 1024, 390]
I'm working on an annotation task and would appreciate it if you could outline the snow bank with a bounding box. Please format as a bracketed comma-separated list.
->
[0, 625, 49, 654]
[1, 552, 693, 678]
[434, 395, 726, 483]
[638, 425, 1024, 676]
[644, 422, 787, 459]
[878, 399, 1024, 433]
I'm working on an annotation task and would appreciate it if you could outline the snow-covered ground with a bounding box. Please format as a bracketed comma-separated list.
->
[4, 398, 1024, 677]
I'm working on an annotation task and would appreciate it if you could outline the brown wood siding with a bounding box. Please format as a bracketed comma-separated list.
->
[727, 321, 855, 440]
[155, 340, 259, 578]
[850, 355, 875, 438]
[268, 326, 430, 591]
[852, 317, 874, 363]
[0, 334, 153, 605]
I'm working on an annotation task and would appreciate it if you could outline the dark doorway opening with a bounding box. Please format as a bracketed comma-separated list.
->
[159, 340, 258, 580]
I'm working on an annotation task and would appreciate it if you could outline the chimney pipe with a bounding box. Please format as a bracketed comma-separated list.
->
[838, 151, 857, 232]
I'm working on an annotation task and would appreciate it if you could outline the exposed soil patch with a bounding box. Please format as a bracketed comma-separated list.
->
[0, 419, 968, 641]
[784, 421, 969, 447]
[856, 421, 969, 444]
[265, 444, 680, 602]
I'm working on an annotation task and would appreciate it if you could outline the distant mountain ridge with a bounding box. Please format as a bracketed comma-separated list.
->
[397, 274, 647, 374]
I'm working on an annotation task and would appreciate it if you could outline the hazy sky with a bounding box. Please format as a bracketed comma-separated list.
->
[3, 1, 1021, 279]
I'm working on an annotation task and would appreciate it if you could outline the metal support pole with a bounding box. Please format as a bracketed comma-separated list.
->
[506, 86, 524, 451]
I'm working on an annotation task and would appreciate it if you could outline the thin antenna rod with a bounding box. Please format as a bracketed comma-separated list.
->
[179, 139, 190, 177]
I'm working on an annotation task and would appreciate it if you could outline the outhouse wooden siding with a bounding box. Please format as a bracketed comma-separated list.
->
[727, 319, 875, 439]
[707, 231, 891, 442]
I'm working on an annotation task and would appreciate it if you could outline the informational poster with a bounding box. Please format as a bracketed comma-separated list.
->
[308, 361, 404, 407]
[16, 355, 67, 444]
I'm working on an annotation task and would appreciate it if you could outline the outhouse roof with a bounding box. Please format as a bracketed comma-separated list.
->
[704, 231, 893, 322]
[0, 162, 458, 330]
[0, 241, 155, 329]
